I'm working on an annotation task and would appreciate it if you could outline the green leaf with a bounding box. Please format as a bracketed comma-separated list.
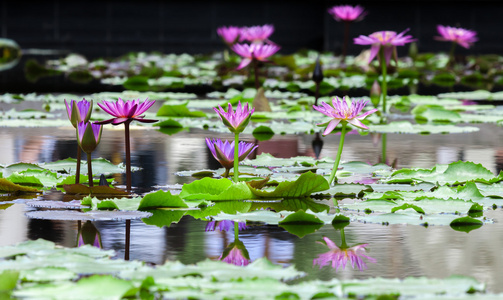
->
[179, 178, 255, 201]
[391, 203, 425, 214]
[369, 121, 479, 134]
[156, 103, 206, 118]
[252, 125, 275, 141]
[248, 172, 329, 198]
[141, 210, 186, 228]
[450, 216, 483, 233]
[278, 209, 324, 225]
[138, 190, 188, 210]
[123, 75, 150, 91]
[0, 270, 19, 291]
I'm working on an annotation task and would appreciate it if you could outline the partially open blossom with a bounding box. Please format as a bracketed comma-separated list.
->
[206, 138, 257, 171]
[217, 26, 241, 45]
[328, 5, 366, 22]
[220, 240, 251, 266]
[231, 43, 280, 70]
[205, 220, 247, 232]
[435, 25, 478, 49]
[77, 121, 102, 154]
[64, 99, 93, 128]
[239, 25, 274, 44]
[354, 29, 416, 65]
[313, 96, 378, 135]
[313, 237, 376, 271]
[214, 101, 255, 134]
[95, 98, 157, 125]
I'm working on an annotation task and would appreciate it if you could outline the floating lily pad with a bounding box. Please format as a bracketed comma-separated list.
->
[179, 178, 254, 201]
[138, 190, 188, 210]
[248, 172, 329, 198]
[369, 121, 479, 134]
[0, 178, 41, 193]
[26, 200, 83, 210]
[25, 210, 152, 221]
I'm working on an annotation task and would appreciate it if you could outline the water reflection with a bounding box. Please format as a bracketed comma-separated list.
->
[77, 221, 102, 248]
[313, 228, 376, 271]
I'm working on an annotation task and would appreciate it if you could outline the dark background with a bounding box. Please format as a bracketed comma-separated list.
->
[1, 0, 500, 58]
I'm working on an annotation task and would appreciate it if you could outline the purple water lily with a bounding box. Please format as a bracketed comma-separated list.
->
[64, 98, 93, 184]
[205, 220, 247, 232]
[328, 5, 366, 22]
[313, 236, 376, 271]
[77, 121, 103, 187]
[213, 101, 255, 183]
[239, 24, 274, 44]
[217, 26, 241, 45]
[313, 96, 377, 185]
[354, 29, 416, 65]
[214, 101, 255, 134]
[206, 138, 257, 178]
[313, 96, 378, 135]
[231, 43, 280, 70]
[96, 98, 157, 191]
[435, 25, 477, 49]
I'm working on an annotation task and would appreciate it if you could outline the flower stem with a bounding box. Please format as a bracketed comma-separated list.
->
[124, 121, 132, 192]
[76, 144, 81, 184]
[253, 58, 260, 90]
[339, 228, 348, 249]
[328, 122, 347, 185]
[87, 152, 93, 187]
[234, 222, 239, 240]
[448, 42, 457, 67]
[342, 21, 350, 60]
[223, 168, 230, 178]
[379, 49, 388, 114]
[233, 133, 239, 183]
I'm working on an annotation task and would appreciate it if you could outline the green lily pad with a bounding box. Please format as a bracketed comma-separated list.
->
[369, 121, 479, 134]
[156, 102, 207, 118]
[248, 172, 329, 198]
[138, 190, 188, 210]
[179, 178, 254, 201]
[0, 178, 41, 193]
[450, 216, 483, 233]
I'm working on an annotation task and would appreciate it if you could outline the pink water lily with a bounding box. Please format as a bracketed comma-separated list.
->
[95, 98, 157, 125]
[239, 24, 274, 44]
[205, 220, 247, 232]
[435, 25, 478, 49]
[206, 138, 257, 177]
[313, 237, 376, 271]
[214, 101, 255, 134]
[328, 5, 366, 22]
[313, 96, 378, 135]
[64, 99, 93, 128]
[354, 29, 416, 65]
[217, 26, 241, 45]
[231, 43, 280, 70]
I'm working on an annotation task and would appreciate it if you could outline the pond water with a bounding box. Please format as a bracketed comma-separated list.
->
[1, 120, 503, 292]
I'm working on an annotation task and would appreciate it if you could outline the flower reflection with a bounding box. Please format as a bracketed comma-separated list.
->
[77, 221, 102, 248]
[220, 239, 251, 266]
[206, 220, 247, 232]
[313, 230, 376, 271]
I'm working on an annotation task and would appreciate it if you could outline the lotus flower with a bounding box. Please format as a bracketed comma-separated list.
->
[239, 25, 274, 44]
[328, 5, 366, 22]
[231, 43, 280, 70]
[206, 138, 257, 177]
[64, 99, 93, 128]
[313, 96, 378, 135]
[77, 121, 102, 154]
[214, 101, 255, 134]
[435, 25, 477, 49]
[217, 26, 241, 45]
[313, 236, 376, 271]
[205, 220, 247, 232]
[95, 98, 157, 125]
[220, 240, 251, 266]
[354, 29, 416, 65]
